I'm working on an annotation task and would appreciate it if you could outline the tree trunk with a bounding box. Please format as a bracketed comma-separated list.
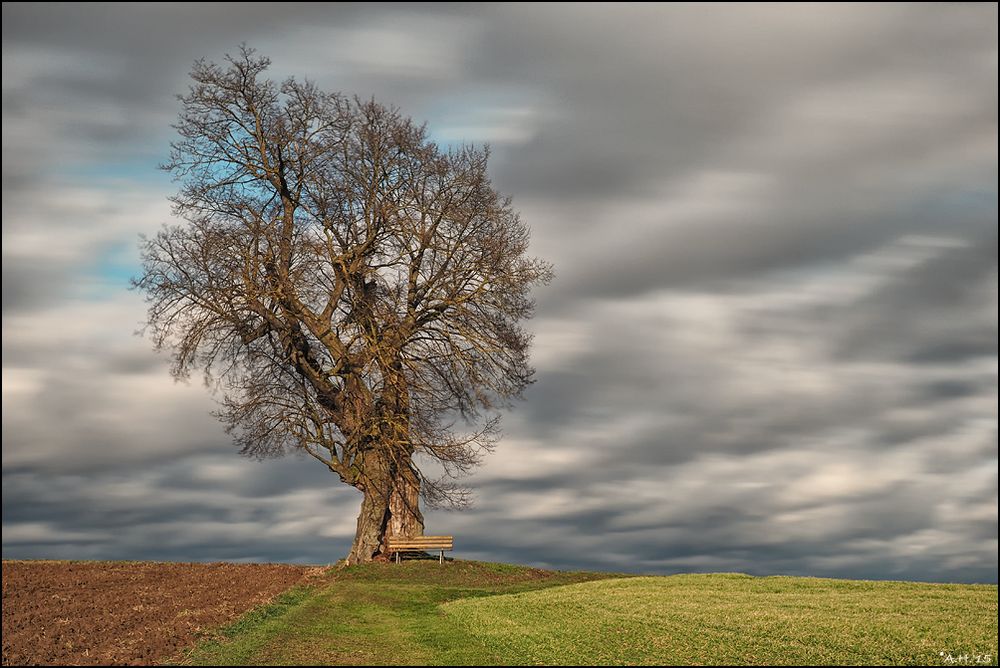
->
[346, 366, 424, 564]
[388, 459, 424, 538]
[345, 453, 424, 565]
[346, 477, 390, 565]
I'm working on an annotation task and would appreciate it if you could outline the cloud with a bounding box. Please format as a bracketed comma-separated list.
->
[2, 3, 996, 583]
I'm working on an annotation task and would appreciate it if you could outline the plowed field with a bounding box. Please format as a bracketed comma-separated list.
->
[1, 560, 321, 665]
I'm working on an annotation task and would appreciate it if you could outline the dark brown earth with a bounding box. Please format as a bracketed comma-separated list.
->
[1, 560, 324, 666]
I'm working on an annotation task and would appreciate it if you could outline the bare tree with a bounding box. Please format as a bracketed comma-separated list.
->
[135, 47, 552, 564]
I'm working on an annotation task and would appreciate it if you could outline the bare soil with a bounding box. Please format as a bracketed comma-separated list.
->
[1, 560, 322, 666]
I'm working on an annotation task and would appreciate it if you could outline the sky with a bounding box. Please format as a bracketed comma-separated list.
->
[2, 3, 997, 583]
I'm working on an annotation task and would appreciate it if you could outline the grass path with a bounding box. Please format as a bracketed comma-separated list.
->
[173, 561, 998, 666]
[174, 561, 618, 666]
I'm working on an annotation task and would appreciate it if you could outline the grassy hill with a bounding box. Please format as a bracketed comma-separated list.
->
[444, 572, 998, 666]
[175, 561, 998, 666]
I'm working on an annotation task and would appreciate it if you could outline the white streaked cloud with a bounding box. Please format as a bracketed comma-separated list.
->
[1, 3, 995, 582]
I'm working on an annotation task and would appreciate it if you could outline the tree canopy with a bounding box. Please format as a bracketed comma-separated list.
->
[136, 47, 552, 562]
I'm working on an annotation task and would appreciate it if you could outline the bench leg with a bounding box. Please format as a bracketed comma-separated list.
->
[396, 551, 400, 564]
[440, 550, 444, 565]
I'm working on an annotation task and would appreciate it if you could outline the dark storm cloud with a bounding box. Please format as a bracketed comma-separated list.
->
[2, 3, 996, 583]
[835, 233, 998, 364]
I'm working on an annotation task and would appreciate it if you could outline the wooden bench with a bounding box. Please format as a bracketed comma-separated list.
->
[386, 535, 454, 564]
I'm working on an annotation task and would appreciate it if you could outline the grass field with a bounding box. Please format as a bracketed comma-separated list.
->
[175, 561, 998, 666]
[444, 573, 998, 666]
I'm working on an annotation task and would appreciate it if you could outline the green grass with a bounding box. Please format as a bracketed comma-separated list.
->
[172, 562, 998, 666]
[172, 560, 617, 666]
[444, 573, 999, 666]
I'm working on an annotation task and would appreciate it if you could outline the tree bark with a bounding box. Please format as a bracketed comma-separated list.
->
[388, 459, 424, 538]
[345, 453, 424, 565]
[346, 480, 390, 565]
